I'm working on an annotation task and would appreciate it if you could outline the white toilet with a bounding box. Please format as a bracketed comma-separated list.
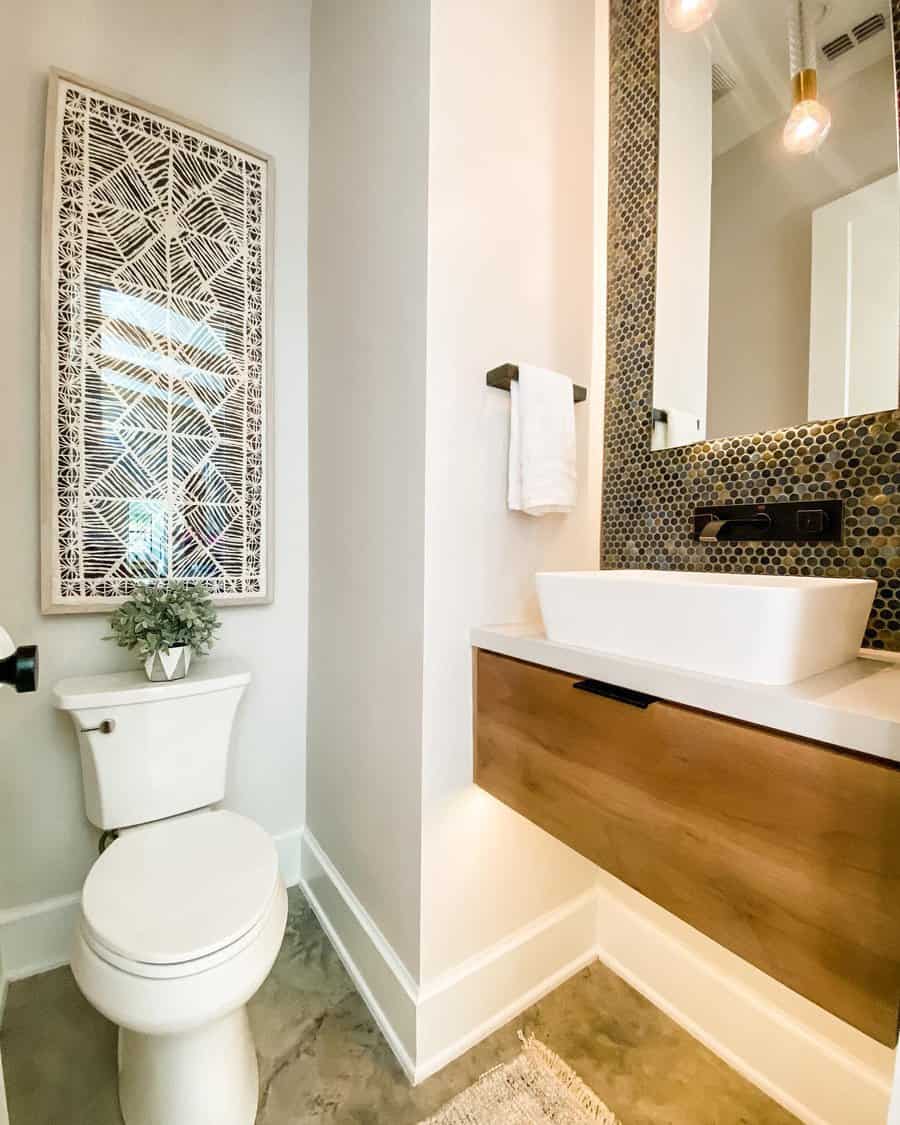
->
[53, 660, 287, 1125]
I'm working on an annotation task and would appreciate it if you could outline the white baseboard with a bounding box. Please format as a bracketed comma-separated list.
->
[0, 892, 81, 982]
[299, 829, 599, 1085]
[593, 872, 894, 1125]
[415, 888, 599, 1082]
[0, 950, 6, 1028]
[0, 823, 305, 982]
[299, 831, 894, 1121]
[0, 929, 8, 1122]
[300, 830, 418, 1078]
[273, 826, 304, 888]
[0, 1046, 8, 1125]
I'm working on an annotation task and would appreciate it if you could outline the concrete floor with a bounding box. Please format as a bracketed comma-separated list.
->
[2, 888, 798, 1124]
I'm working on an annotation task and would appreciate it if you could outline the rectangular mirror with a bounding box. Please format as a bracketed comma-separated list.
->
[652, 0, 900, 451]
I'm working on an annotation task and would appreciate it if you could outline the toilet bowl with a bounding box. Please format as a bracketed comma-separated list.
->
[54, 660, 284, 1123]
[71, 810, 287, 1125]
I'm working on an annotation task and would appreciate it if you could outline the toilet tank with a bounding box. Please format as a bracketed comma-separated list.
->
[53, 661, 251, 830]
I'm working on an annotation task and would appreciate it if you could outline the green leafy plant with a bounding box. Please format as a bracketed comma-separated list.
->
[107, 582, 221, 659]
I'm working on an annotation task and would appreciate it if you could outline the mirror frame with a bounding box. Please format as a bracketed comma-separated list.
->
[600, 0, 900, 651]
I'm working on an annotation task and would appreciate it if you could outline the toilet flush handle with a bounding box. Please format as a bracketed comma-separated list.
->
[80, 718, 116, 735]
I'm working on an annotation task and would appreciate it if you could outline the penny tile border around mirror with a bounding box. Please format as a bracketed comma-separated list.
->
[601, 0, 900, 651]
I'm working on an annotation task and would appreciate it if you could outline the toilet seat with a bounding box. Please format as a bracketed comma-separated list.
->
[81, 810, 279, 978]
[81, 883, 281, 980]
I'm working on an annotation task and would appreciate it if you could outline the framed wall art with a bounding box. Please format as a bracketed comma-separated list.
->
[40, 70, 273, 612]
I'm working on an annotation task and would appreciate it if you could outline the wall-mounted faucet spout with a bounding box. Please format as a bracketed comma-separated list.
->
[699, 514, 771, 544]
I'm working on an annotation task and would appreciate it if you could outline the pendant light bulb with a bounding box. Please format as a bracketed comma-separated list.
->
[664, 0, 719, 33]
[783, 98, 832, 154]
[783, 1, 831, 154]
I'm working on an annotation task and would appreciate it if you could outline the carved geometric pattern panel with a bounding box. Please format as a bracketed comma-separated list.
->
[601, 1, 899, 651]
[42, 75, 270, 610]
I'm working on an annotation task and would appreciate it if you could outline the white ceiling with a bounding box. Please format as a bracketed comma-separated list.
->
[706, 0, 894, 156]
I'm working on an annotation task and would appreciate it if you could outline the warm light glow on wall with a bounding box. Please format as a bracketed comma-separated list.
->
[663, 0, 718, 33]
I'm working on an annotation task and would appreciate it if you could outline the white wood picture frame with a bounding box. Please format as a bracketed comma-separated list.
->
[40, 70, 274, 612]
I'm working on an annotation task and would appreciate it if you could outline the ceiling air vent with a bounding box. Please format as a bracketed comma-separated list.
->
[852, 12, 887, 42]
[821, 12, 887, 62]
[711, 62, 737, 102]
[821, 32, 854, 60]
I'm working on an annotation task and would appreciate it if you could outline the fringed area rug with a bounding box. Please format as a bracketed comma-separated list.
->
[421, 1034, 621, 1124]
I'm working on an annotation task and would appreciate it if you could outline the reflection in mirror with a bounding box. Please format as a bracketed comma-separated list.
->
[653, 0, 900, 451]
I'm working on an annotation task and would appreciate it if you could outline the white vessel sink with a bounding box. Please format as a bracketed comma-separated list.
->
[536, 570, 877, 685]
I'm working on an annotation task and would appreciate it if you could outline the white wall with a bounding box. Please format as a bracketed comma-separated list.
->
[652, 6, 712, 443]
[304, 0, 604, 1032]
[303, 0, 605, 1071]
[0, 0, 310, 948]
[420, 0, 603, 982]
[306, 0, 431, 979]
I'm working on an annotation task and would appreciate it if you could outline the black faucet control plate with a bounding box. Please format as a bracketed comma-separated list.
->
[693, 500, 843, 544]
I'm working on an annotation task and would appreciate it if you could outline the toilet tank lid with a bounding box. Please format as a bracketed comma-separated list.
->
[53, 658, 251, 711]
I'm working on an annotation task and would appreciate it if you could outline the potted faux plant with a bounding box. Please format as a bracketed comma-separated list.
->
[107, 582, 221, 682]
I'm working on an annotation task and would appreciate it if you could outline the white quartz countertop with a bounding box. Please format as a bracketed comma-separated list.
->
[471, 624, 900, 764]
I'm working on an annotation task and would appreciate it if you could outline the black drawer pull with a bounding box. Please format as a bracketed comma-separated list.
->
[572, 679, 658, 709]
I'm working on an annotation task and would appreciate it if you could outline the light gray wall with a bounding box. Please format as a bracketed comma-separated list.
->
[708, 57, 897, 439]
[307, 0, 430, 977]
[0, 0, 310, 913]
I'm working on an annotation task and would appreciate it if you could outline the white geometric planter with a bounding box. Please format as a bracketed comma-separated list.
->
[144, 646, 193, 683]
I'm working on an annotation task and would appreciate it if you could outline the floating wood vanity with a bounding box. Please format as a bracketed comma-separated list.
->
[472, 630, 900, 1046]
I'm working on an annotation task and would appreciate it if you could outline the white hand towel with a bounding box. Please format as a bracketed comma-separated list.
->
[507, 364, 577, 516]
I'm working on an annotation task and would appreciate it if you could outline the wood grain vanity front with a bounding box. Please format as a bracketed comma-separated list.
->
[474, 648, 900, 1045]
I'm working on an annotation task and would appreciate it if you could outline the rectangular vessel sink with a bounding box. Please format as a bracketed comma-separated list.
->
[536, 571, 877, 685]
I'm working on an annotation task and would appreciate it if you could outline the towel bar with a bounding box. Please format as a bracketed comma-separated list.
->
[486, 364, 587, 403]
